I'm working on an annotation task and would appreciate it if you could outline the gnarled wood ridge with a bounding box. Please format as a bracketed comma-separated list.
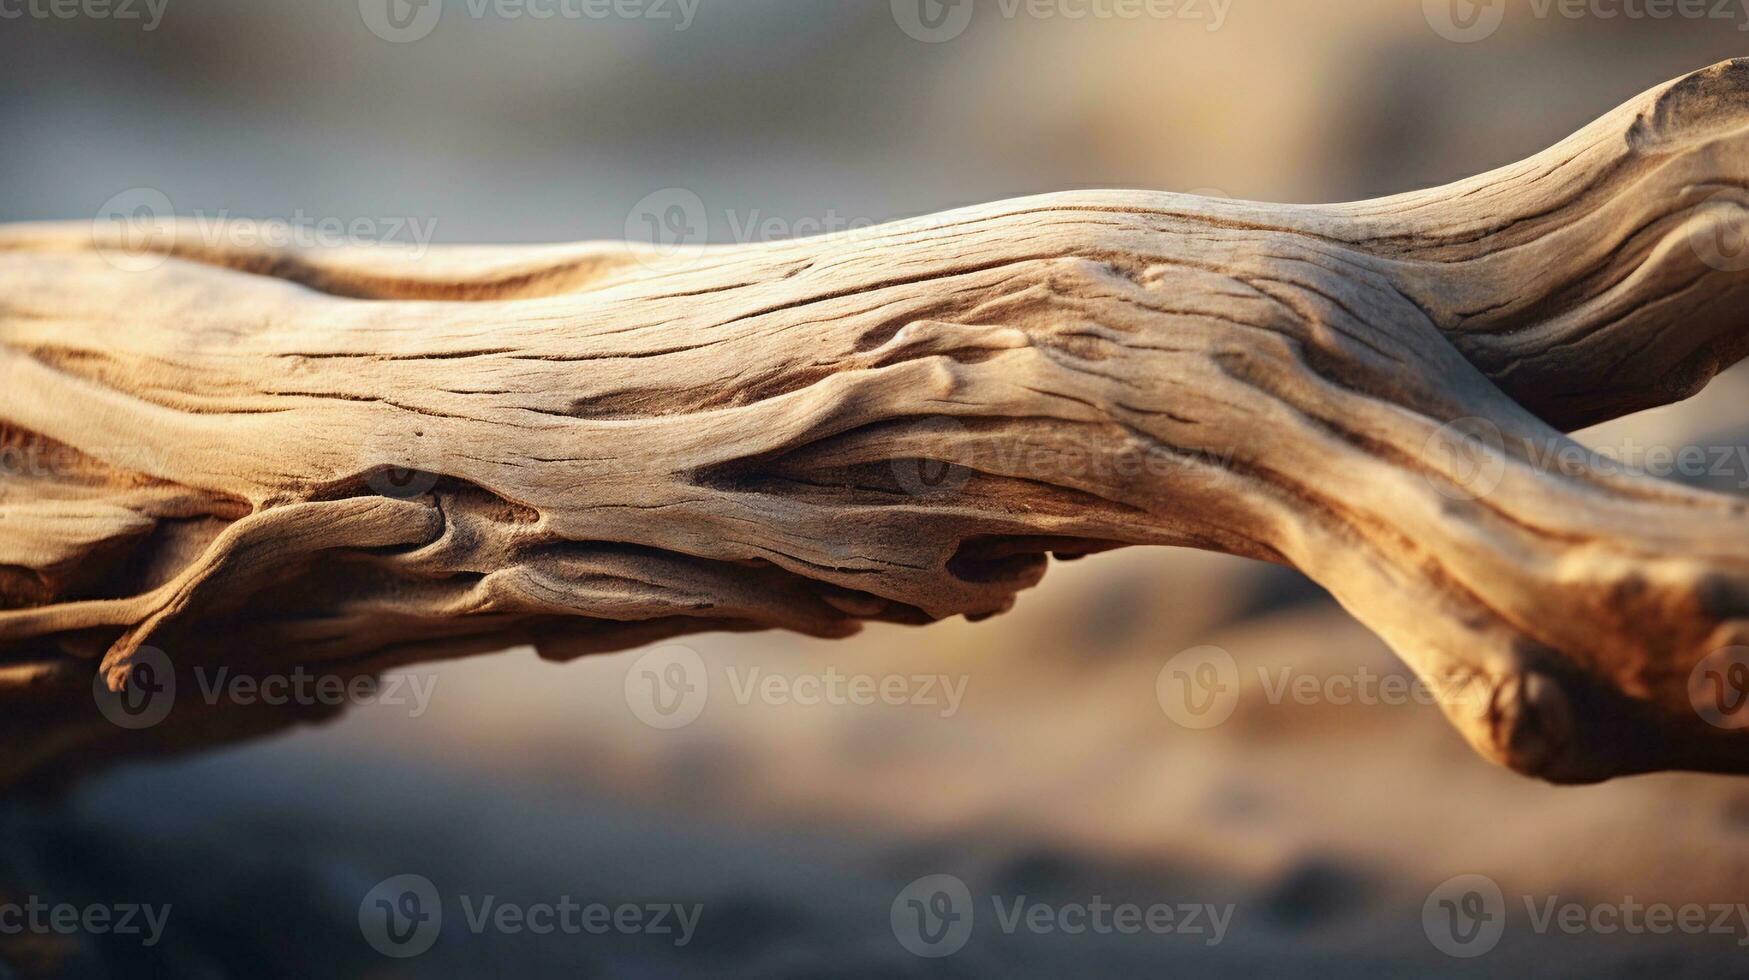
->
[3, 62, 1749, 788]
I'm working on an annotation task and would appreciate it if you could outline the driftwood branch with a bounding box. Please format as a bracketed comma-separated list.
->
[4, 61, 1749, 787]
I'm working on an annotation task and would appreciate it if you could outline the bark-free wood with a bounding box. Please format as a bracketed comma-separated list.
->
[4, 61, 1749, 787]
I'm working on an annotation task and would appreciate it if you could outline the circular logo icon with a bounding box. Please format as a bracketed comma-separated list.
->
[360, 0, 442, 43]
[1423, 417, 1508, 501]
[625, 644, 709, 729]
[1157, 645, 1239, 729]
[892, 0, 974, 42]
[360, 431, 442, 500]
[624, 188, 708, 268]
[891, 874, 974, 958]
[1687, 195, 1749, 273]
[93, 646, 176, 730]
[1423, 0, 1506, 43]
[891, 416, 974, 497]
[185, 321, 239, 357]
[360, 873, 442, 958]
[1690, 645, 1749, 730]
[92, 188, 175, 273]
[1422, 874, 1505, 958]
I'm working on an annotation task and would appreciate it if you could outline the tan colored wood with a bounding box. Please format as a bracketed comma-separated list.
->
[4, 61, 1749, 786]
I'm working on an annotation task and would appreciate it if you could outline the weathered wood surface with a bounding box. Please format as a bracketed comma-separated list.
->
[3, 61, 1749, 786]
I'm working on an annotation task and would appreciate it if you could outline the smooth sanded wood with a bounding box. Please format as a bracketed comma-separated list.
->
[3, 61, 1749, 786]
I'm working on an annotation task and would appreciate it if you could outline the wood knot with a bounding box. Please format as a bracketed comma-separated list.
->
[1484, 670, 1576, 780]
[1629, 58, 1749, 156]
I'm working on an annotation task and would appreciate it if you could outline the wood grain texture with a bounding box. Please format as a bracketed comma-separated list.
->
[3, 61, 1749, 787]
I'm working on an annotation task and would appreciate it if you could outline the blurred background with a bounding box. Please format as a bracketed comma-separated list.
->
[4, 1, 1749, 976]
